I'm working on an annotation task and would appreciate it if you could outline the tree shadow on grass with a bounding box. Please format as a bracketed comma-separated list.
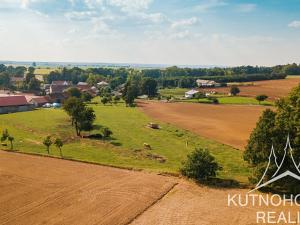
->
[195, 177, 245, 189]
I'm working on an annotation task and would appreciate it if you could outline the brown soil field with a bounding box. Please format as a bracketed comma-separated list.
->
[0, 151, 176, 225]
[139, 101, 268, 150]
[202, 77, 300, 100]
[132, 180, 300, 225]
[1, 151, 299, 225]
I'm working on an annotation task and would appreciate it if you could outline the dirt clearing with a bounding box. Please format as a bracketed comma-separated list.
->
[0, 151, 176, 225]
[139, 101, 268, 149]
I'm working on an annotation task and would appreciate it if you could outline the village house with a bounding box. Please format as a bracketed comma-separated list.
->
[29, 96, 50, 107]
[0, 95, 34, 114]
[46, 93, 69, 104]
[49, 81, 72, 94]
[196, 79, 220, 87]
[76, 82, 98, 96]
[97, 81, 109, 87]
[185, 89, 199, 98]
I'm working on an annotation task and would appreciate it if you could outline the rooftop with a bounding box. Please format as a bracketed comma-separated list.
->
[0, 96, 29, 107]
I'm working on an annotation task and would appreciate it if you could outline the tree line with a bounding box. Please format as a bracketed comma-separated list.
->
[1, 63, 300, 91]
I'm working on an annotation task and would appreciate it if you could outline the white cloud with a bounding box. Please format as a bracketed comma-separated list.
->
[91, 17, 119, 37]
[65, 10, 97, 20]
[236, 3, 256, 12]
[169, 30, 190, 39]
[84, 0, 103, 9]
[194, 0, 227, 12]
[107, 0, 152, 12]
[171, 17, 199, 29]
[288, 20, 300, 28]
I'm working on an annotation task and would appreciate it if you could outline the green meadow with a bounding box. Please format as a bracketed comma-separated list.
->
[0, 103, 250, 183]
[159, 88, 272, 105]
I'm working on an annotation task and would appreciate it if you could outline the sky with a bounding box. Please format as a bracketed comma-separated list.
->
[0, 0, 299, 66]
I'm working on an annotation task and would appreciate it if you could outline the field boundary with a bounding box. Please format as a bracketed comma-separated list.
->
[126, 182, 179, 225]
[0, 149, 180, 177]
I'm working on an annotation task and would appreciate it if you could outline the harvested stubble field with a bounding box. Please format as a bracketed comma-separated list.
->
[139, 101, 269, 150]
[0, 151, 176, 225]
[1, 151, 299, 225]
[202, 77, 300, 100]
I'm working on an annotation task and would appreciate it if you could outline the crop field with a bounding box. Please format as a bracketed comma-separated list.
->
[0, 103, 249, 182]
[139, 101, 269, 150]
[201, 77, 300, 100]
[34, 68, 58, 75]
[2, 150, 298, 225]
[0, 151, 177, 225]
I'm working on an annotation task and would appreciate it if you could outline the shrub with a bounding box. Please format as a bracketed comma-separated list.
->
[101, 127, 113, 139]
[180, 148, 221, 181]
[101, 97, 109, 105]
[211, 97, 219, 104]
[255, 94, 268, 104]
[230, 85, 240, 96]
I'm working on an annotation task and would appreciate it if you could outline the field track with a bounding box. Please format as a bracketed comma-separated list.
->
[139, 101, 268, 149]
[1, 151, 299, 225]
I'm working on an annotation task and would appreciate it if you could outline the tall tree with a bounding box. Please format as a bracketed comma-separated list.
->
[244, 84, 300, 193]
[141, 78, 158, 97]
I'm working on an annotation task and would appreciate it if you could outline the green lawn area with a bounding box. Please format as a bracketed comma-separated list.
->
[217, 96, 272, 105]
[159, 88, 188, 98]
[159, 88, 272, 105]
[0, 103, 250, 183]
[287, 75, 300, 78]
[178, 96, 272, 105]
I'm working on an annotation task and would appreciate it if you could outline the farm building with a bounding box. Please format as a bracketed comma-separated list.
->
[185, 89, 199, 98]
[29, 96, 50, 107]
[97, 81, 109, 87]
[196, 79, 220, 87]
[49, 81, 72, 94]
[0, 96, 34, 114]
[77, 82, 98, 96]
[46, 93, 69, 104]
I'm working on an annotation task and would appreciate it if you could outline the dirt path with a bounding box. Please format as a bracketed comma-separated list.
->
[139, 101, 267, 150]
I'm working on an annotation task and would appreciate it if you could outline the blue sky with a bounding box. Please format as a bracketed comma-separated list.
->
[0, 0, 299, 66]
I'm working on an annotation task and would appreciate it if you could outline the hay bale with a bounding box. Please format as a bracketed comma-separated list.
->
[143, 143, 152, 150]
[147, 123, 160, 129]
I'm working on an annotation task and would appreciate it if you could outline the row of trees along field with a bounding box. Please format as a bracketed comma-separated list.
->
[2, 63, 300, 91]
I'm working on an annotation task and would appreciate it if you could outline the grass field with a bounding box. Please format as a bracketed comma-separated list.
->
[0, 103, 250, 183]
[159, 88, 272, 105]
[34, 68, 57, 75]
[159, 88, 188, 98]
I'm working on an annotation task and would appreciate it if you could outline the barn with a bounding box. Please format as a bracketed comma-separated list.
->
[0, 96, 34, 114]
